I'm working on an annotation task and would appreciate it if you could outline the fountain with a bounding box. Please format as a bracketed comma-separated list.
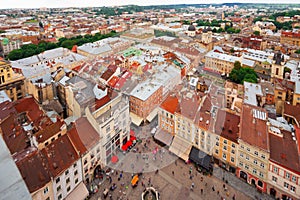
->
[141, 187, 160, 200]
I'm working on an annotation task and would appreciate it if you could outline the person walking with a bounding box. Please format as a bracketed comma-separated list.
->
[172, 171, 174, 176]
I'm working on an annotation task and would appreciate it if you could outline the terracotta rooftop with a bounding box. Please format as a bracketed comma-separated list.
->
[72, 117, 99, 151]
[101, 68, 115, 81]
[35, 120, 65, 143]
[269, 130, 300, 175]
[160, 94, 179, 114]
[0, 101, 15, 121]
[195, 95, 214, 131]
[14, 97, 52, 129]
[67, 126, 87, 155]
[1, 115, 28, 154]
[178, 92, 200, 120]
[42, 134, 79, 177]
[215, 110, 240, 143]
[284, 102, 300, 127]
[16, 151, 51, 193]
[240, 104, 269, 151]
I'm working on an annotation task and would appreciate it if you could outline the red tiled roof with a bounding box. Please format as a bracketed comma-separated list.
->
[73, 117, 99, 150]
[108, 76, 119, 88]
[14, 97, 42, 122]
[42, 134, 79, 177]
[284, 102, 300, 127]
[215, 110, 240, 143]
[282, 31, 300, 38]
[197, 96, 212, 130]
[240, 104, 269, 151]
[160, 95, 179, 114]
[0, 101, 16, 121]
[101, 68, 114, 81]
[269, 130, 300, 175]
[1, 115, 27, 154]
[115, 77, 127, 90]
[16, 151, 51, 193]
[95, 95, 111, 110]
[35, 120, 65, 143]
[67, 126, 87, 155]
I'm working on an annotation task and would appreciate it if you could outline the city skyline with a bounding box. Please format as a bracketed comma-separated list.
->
[0, 0, 300, 9]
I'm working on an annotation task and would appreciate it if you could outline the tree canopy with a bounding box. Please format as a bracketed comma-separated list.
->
[7, 31, 117, 61]
[229, 61, 258, 84]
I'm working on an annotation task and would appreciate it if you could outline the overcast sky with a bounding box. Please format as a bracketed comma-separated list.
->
[1, 0, 299, 9]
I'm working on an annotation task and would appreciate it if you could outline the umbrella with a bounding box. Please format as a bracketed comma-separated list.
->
[121, 144, 128, 151]
[111, 155, 118, 163]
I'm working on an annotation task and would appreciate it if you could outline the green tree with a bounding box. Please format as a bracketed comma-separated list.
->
[229, 65, 258, 84]
[7, 49, 24, 60]
[253, 31, 260, 36]
[234, 61, 241, 70]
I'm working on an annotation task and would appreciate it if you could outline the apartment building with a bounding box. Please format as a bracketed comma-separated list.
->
[129, 81, 163, 125]
[237, 104, 269, 193]
[67, 117, 102, 183]
[267, 119, 300, 200]
[86, 93, 130, 165]
[0, 60, 25, 101]
[44, 135, 86, 200]
[280, 31, 300, 47]
[16, 152, 54, 200]
[213, 110, 240, 173]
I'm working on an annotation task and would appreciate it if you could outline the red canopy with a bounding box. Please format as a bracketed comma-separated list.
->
[130, 130, 135, 136]
[122, 143, 128, 151]
[111, 155, 118, 163]
[130, 135, 136, 141]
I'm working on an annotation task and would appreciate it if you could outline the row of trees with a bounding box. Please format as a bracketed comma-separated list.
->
[7, 31, 117, 61]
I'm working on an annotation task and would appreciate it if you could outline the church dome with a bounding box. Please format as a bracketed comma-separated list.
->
[188, 24, 196, 31]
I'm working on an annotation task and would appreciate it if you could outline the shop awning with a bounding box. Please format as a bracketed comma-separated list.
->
[189, 146, 212, 171]
[130, 112, 143, 126]
[65, 182, 89, 200]
[154, 130, 174, 146]
[169, 136, 192, 162]
[146, 107, 158, 122]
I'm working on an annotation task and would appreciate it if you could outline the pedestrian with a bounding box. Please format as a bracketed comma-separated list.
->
[232, 194, 236, 200]
[217, 190, 220, 195]
[201, 188, 203, 194]
[172, 171, 174, 176]
[223, 183, 225, 189]
[192, 182, 195, 188]
[190, 186, 193, 191]
[212, 186, 215, 191]
[190, 175, 193, 180]
[141, 181, 144, 187]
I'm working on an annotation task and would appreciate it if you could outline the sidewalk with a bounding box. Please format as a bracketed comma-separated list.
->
[213, 166, 274, 200]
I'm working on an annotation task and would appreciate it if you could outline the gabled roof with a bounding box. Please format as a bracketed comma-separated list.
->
[160, 95, 179, 114]
[68, 117, 100, 154]
[16, 151, 51, 193]
[215, 110, 240, 143]
[269, 130, 300, 174]
[240, 104, 269, 151]
[35, 120, 65, 143]
[42, 135, 79, 177]
[284, 102, 300, 127]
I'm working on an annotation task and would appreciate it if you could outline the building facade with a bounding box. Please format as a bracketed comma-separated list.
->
[0, 60, 25, 101]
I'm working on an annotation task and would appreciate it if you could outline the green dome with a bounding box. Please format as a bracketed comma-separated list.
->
[2, 38, 9, 45]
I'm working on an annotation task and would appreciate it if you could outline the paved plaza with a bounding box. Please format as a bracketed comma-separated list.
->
[88, 120, 272, 200]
